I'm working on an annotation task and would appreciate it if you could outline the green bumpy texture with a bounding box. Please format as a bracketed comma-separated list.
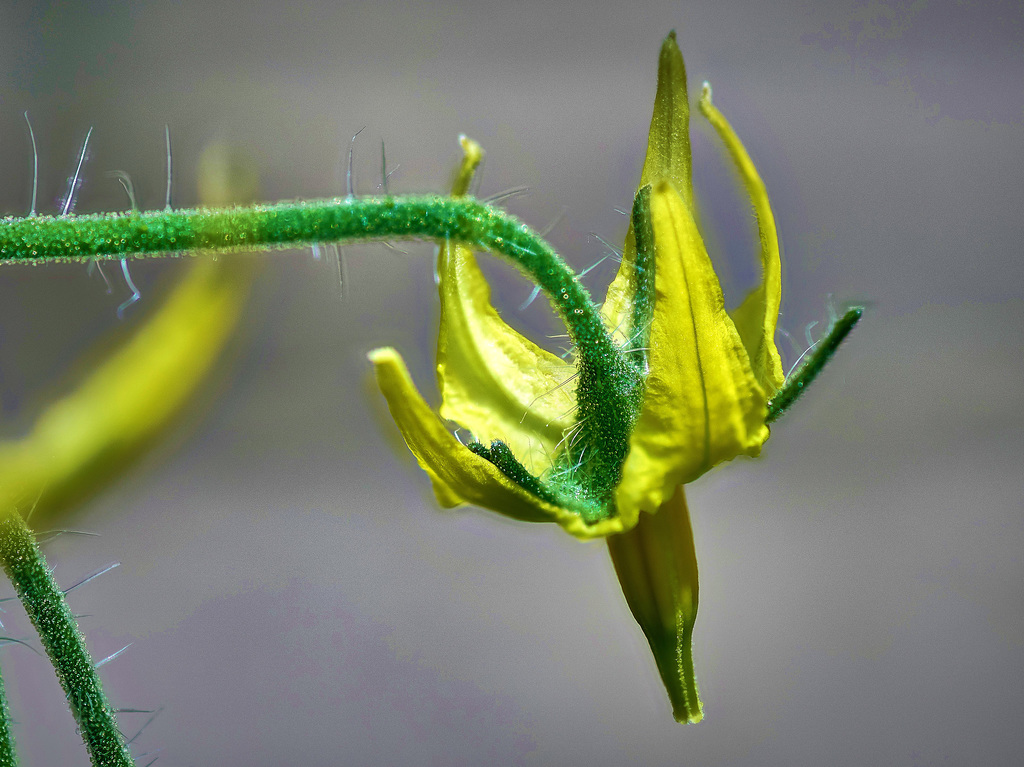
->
[0, 196, 645, 518]
[0, 514, 134, 767]
[766, 306, 863, 422]
[0, 660, 14, 767]
[0, 198, 612, 360]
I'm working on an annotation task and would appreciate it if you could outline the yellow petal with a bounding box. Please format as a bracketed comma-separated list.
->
[599, 232, 642, 348]
[371, 347, 635, 540]
[602, 30, 694, 345]
[616, 181, 768, 517]
[370, 347, 566, 524]
[437, 137, 576, 474]
[607, 485, 702, 724]
[699, 83, 785, 393]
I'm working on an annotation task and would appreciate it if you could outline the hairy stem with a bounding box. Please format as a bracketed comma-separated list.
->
[0, 195, 646, 506]
[0, 513, 132, 767]
[0, 196, 618, 365]
[767, 306, 863, 423]
[0, 660, 16, 767]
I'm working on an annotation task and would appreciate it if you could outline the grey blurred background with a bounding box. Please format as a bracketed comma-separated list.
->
[1, 0, 1022, 764]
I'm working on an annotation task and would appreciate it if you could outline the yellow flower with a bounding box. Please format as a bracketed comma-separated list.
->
[371, 32, 855, 722]
[373, 31, 781, 534]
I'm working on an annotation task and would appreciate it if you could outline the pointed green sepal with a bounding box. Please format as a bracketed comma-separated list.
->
[607, 485, 703, 723]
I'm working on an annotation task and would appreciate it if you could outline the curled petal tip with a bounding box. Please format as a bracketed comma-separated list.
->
[451, 136, 484, 197]
[367, 346, 390, 363]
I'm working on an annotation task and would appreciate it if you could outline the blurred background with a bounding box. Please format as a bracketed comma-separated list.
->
[1, 0, 1022, 764]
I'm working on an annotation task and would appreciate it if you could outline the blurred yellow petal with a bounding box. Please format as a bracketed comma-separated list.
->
[602, 30, 693, 346]
[196, 141, 261, 208]
[616, 181, 767, 517]
[607, 485, 702, 723]
[437, 137, 576, 474]
[699, 84, 785, 393]
[0, 257, 254, 524]
[369, 347, 566, 525]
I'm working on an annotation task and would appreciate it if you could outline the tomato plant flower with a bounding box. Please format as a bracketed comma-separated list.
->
[370, 31, 860, 722]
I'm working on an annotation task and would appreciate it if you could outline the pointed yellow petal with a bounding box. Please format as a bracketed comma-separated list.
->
[436, 137, 576, 474]
[616, 181, 768, 517]
[602, 30, 694, 344]
[640, 30, 694, 207]
[369, 347, 568, 525]
[607, 485, 703, 723]
[699, 83, 784, 393]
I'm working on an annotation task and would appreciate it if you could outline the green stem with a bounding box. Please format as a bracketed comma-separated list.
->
[767, 306, 863, 423]
[0, 195, 646, 506]
[0, 658, 17, 767]
[0, 513, 132, 767]
[0, 196, 617, 364]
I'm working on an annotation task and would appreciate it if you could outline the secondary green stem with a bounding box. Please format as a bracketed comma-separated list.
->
[0, 513, 132, 767]
[0, 659, 16, 767]
[766, 306, 863, 423]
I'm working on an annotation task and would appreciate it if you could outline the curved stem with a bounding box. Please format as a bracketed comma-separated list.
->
[1, 195, 647, 504]
[0, 513, 132, 767]
[1, 193, 649, 506]
[0, 196, 618, 367]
